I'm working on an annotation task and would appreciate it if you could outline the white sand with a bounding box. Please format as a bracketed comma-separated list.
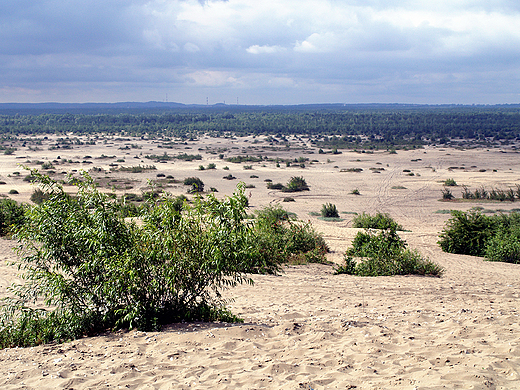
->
[0, 135, 519, 389]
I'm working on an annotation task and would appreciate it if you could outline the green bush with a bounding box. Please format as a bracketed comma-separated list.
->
[0, 172, 255, 348]
[41, 162, 54, 170]
[250, 205, 328, 272]
[266, 177, 310, 193]
[0, 199, 26, 236]
[183, 177, 204, 193]
[438, 210, 494, 256]
[439, 210, 520, 264]
[336, 228, 443, 277]
[23, 174, 36, 183]
[283, 176, 309, 192]
[485, 228, 520, 264]
[352, 212, 404, 231]
[321, 203, 339, 218]
[267, 182, 285, 190]
[444, 178, 457, 186]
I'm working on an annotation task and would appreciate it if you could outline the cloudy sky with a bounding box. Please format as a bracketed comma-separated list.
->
[1, 0, 519, 105]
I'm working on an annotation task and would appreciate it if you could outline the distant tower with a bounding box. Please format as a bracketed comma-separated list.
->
[206, 97, 208, 105]
[237, 97, 239, 105]
[165, 93, 168, 103]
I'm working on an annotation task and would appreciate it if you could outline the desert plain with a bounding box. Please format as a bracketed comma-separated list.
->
[0, 134, 519, 389]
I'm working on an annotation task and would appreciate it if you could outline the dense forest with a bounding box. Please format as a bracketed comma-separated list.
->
[1, 104, 520, 149]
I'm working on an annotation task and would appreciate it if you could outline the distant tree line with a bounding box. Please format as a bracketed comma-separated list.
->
[1, 106, 520, 148]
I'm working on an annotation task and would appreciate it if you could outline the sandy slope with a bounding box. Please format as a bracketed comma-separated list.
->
[0, 138, 519, 389]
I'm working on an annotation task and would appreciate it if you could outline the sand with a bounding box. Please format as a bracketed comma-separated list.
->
[0, 135, 519, 389]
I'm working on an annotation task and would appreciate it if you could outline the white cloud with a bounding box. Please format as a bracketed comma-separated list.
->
[184, 70, 239, 87]
[246, 45, 285, 54]
[294, 32, 336, 53]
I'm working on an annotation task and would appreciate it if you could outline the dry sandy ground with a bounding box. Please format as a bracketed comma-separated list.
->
[0, 135, 519, 389]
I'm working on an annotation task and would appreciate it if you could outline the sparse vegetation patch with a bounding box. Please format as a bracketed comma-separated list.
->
[352, 212, 404, 231]
[439, 210, 520, 264]
[336, 227, 443, 277]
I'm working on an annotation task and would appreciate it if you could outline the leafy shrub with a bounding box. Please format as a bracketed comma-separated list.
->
[8, 190, 18, 195]
[0, 173, 255, 348]
[0, 199, 26, 236]
[226, 155, 262, 163]
[117, 165, 156, 173]
[183, 177, 204, 193]
[321, 203, 339, 218]
[438, 210, 494, 256]
[351, 189, 360, 195]
[223, 174, 236, 180]
[41, 162, 54, 170]
[352, 212, 404, 231]
[250, 205, 328, 271]
[485, 228, 520, 264]
[283, 176, 309, 192]
[444, 178, 457, 186]
[23, 174, 36, 183]
[267, 182, 284, 190]
[439, 210, 520, 264]
[336, 228, 443, 277]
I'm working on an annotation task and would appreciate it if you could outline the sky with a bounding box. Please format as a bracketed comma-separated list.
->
[1, 0, 519, 105]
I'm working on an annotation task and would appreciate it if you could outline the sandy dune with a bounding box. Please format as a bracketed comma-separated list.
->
[0, 136, 519, 389]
